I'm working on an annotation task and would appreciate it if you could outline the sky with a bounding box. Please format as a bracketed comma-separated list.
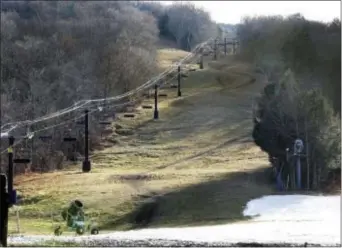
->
[161, 1, 341, 24]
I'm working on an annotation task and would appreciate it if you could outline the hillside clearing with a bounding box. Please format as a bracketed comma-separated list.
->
[157, 48, 191, 70]
[9, 49, 273, 235]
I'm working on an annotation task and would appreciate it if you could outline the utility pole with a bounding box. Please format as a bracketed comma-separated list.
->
[154, 84, 159, 120]
[286, 147, 296, 190]
[214, 39, 217, 60]
[177, 66, 182, 97]
[199, 54, 204, 69]
[224, 37, 227, 56]
[25, 126, 34, 172]
[0, 174, 9, 247]
[304, 120, 310, 190]
[82, 109, 91, 173]
[1, 136, 18, 247]
[7, 137, 14, 206]
[233, 40, 236, 55]
[285, 148, 290, 190]
[294, 139, 304, 190]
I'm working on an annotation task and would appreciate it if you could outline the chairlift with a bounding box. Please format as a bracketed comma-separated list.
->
[143, 89, 151, 98]
[98, 120, 111, 139]
[53, 128, 62, 140]
[13, 158, 31, 164]
[38, 135, 52, 142]
[17, 146, 31, 157]
[14, 135, 32, 162]
[63, 137, 77, 142]
[103, 113, 110, 118]
[102, 112, 116, 120]
[38, 133, 53, 146]
[14, 146, 31, 164]
[98, 121, 111, 125]
[37, 134, 53, 172]
[63, 127, 77, 139]
[98, 106, 112, 126]
[63, 129, 77, 142]
[123, 114, 135, 118]
[95, 107, 112, 139]
[100, 101, 115, 118]
[63, 129, 78, 161]
[13, 138, 32, 169]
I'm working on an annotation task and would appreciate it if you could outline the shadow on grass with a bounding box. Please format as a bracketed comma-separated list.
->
[101, 166, 275, 231]
[110, 65, 257, 152]
[150, 133, 251, 171]
[107, 131, 251, 177]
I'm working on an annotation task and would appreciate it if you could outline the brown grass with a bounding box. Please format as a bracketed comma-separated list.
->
[9, 51, 273, 235]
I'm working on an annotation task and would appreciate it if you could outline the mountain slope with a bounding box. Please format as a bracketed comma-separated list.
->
[9, 48, 273, 235]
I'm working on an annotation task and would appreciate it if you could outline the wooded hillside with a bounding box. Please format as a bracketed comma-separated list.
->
[0, 1, 220, 173]
[237, 14, 341, 190]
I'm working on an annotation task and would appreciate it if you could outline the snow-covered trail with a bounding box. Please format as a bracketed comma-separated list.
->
[8, 195, 341, 246]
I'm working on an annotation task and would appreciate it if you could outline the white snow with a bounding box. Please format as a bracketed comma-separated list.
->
[8, 194, 341, 246]
[243, 195, 339, 222]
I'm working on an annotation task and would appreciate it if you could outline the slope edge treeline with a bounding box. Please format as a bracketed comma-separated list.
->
[0, 1, 220, 174]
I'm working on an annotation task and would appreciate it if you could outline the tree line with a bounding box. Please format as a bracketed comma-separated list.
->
[132, 1, 220, 51]
[0, 1, 220, 174]
[237, 14, 341, 191]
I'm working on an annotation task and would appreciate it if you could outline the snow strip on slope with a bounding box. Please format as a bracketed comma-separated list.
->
[8, 195, 341, 246]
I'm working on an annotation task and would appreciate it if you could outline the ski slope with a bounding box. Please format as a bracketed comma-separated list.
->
[8, 194, 341, 246]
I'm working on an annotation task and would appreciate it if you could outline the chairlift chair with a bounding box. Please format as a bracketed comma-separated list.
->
[63, 129, 78, 161]
[37, 135, 53, 172]
[38, 135, 53, 142]
[97, 108, 112, 139]
[13, 144, 31, 164]
[16, 144, 31, 161]
[76, 120, 84, 125]
[13, 140, 32, 174]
